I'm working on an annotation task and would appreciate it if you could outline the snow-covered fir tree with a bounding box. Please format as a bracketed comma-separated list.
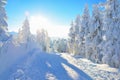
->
[81, 4, 90, 57]
[68, 15, 81, 55]
[17, 17, 36, 51]
[52, 39, 59, 52]
[68, 20, 75, 54]
[0, 0, 9, 42]
[36, 29, 50, 52]
[59, 39, 67, 53]
[17, 17, 31, 43]
[67, 0, 120, 68]
[89, 5, 103, 63]
[52, 38, 67, 53]
[17, 28, 23, 43]
[101, 0, 120, 68]
[78, 15, 86, 57]
[21, 17, 31, 43]
[74, 15, 81, 55]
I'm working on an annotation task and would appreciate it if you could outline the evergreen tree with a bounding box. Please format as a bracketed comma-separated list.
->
[81, 4, 90, 57]
[36, 29, 50, 52]
[74, 15, 81, 55]
[68, 20, 75, 54]
[68, 15, 81, 55]
[101, 0, 120, 68]
[89, 5, 103, 63]
[17, 17, 35, 50]
[78, 15, 85, 57]
[22, 17, 31, 42]
[0, 0, 9, 42]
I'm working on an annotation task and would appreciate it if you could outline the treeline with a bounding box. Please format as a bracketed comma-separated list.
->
[68, 0, 120, 68]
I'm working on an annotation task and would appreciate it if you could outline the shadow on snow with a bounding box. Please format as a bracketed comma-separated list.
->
[0, 50, 92, 80]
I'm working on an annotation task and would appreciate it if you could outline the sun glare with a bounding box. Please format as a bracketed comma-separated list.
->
[29, 15, 69, 38]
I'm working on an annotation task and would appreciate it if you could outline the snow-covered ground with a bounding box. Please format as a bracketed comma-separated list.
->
[0, 51, 120, 80]
[0, 50, 91, 80]
[62, 53, 120, 80]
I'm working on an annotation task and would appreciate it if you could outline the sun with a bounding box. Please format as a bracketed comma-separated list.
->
[29, 14, 69, 38]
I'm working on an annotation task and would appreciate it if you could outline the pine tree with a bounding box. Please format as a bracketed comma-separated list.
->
[101, 0, 120, 68]
[36, 29, 50, 52]
[89, 5, 103, 63]
[0, 0, 9, 42]
[68, 15, 81, 55]
[78, 15, 85, 57]
[21, 17, 31, 43]
[68, 20, 75, 54]
[81, 4, 90, 57]
[74, 15, 81, 55]
[52, 38, 67, 53]
[17, 28, 23, 43]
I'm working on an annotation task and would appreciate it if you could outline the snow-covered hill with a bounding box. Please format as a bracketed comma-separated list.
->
[2, 51, 91, 80]
[0, 50, 119, 80]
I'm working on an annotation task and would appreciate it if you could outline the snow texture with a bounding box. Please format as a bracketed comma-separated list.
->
[0, 51, 92, 80]
[0, 51, 119, 80]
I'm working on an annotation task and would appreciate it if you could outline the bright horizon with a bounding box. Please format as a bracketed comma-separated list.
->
[6, 0, 106, 38]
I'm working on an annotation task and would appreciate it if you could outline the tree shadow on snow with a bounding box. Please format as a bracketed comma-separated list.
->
[0, 51, 92, 80]
[25, 52, 92, 80]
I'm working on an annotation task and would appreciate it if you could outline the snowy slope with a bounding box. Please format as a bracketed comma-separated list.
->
[62, 53, 120, 80]
[0, 40, 28, 79]
[0, 49, 120, 80]
[7, 52, 92, 80]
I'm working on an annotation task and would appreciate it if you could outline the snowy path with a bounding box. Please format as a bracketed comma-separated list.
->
[1, 51, 92, 80]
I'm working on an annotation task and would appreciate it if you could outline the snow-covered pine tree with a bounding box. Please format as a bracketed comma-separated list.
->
[78, 15, 86, 57]
[74, 15, 81, 55]
[17, 17, 34, 50]
[52, 38, 67, 53]
[68, 20, 75, 54]
[74, 15, 80, 35]
[45, 31, 50, 52]
[17, 28, 23, 43]
[68, 15, 81, 55]
[36, 29, 50, 52]
[101, 0, 120, 68]
[36, 29, 45, 51]
[81, 4, 90, 57]
[52, 39, 59, 52]
[59, 39, 67, 53]
[21, 17, 31, 43]
[89, 5, 103, 63]
[0, 0, 9, 42]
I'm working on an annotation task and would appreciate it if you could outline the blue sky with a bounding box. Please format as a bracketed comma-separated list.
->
[6, 0, 106, 38]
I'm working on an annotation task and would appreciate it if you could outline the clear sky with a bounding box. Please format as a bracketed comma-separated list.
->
[6, 0, 106, 38]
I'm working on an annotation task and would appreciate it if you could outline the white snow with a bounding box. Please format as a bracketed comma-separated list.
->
[0, 50, 92, 80]
[0, 0, 120, 80]
[62, 53, 120, 80]
[0, 51, 119, 80]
